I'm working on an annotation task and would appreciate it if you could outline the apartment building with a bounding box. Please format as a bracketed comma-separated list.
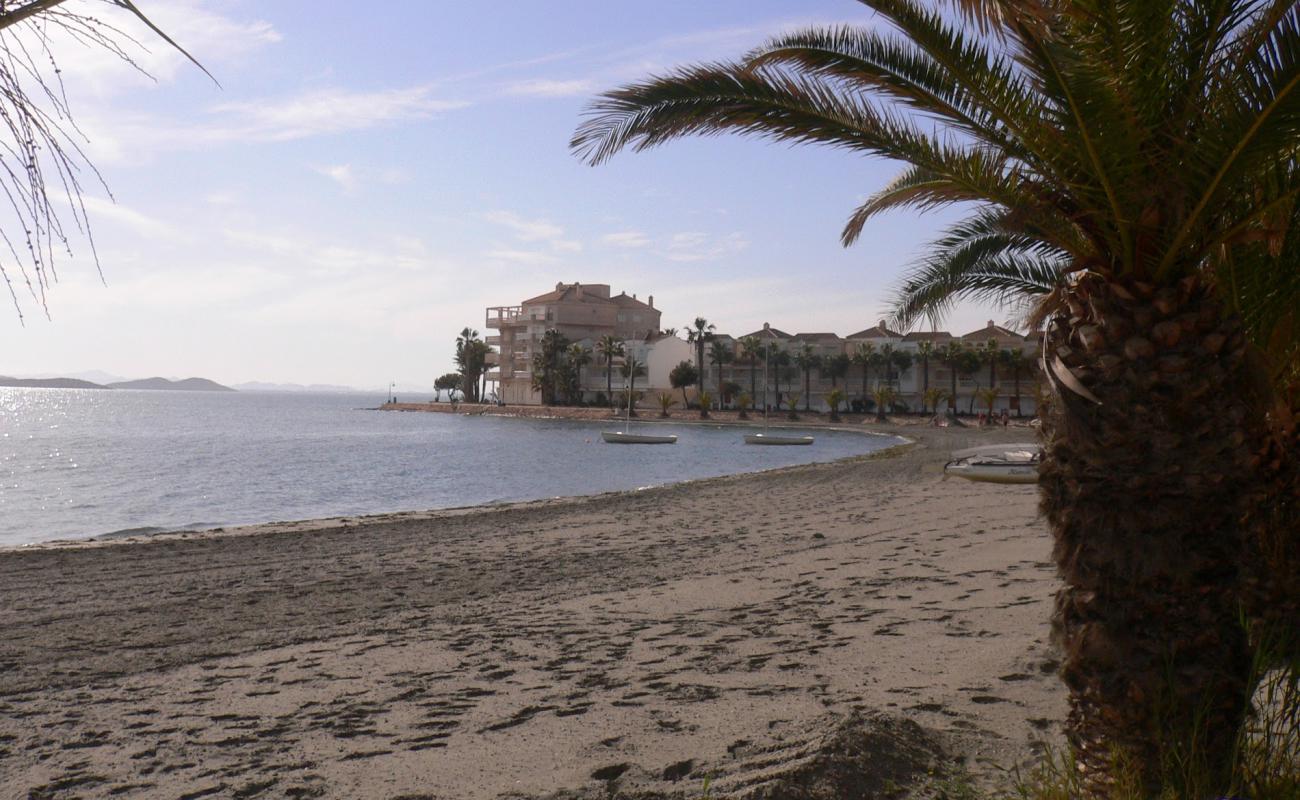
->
[485, 282, 662, 405]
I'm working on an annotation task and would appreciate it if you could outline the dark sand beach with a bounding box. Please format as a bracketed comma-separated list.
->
[0, 424, 1064, 799]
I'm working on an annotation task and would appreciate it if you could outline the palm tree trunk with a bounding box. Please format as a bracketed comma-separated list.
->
[804, 370, 811, 411]
[1013, 365, 1022, 417]
[749, 360, 757, 405]
[921, 356, 930, 413]
[1040, 275, 1257, 796]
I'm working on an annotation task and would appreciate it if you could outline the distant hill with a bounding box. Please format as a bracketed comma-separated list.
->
[106, 377, 235, 392]
[0, 375, 109, 389]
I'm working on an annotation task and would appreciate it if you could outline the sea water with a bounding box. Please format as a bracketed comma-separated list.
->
[0, 388, 902, 547]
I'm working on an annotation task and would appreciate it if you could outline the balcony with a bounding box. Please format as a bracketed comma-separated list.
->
[485, 335, 502, 346]
[486, 306, 524, 328]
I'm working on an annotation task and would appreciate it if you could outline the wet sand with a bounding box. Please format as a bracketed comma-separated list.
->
[0, 424, 1064, 799]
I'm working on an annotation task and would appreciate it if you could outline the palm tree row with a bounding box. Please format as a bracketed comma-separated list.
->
[572, 1, 1300, 794]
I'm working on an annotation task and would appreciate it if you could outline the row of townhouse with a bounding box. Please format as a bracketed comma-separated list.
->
[485, 282, 1044, 414]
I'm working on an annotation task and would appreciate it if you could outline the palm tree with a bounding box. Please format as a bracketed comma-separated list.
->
[771, 347, 792, 410]
[824, 352, 851, 392]
[567, 343, 592, 405]
[785, 392, 800, 420]
[697, 390, 713, 419]
[851, 342, 875, 407]
[826, 388, 846, 422]
[685, 317, 716, 394]
[976, 386, 1000, 421]
[455, 328, 492, 403]
[595, 335, 625, 408]
[870, 385, 897, 423]
[619, 357, 646, 417]
[736, 392, 752, 420]
[889, 349, 914, 410]
[708, 340, 734, 409]
[1000, 348, 1029, 417]
[981, 339, 1000, 390]
[794, 343, 820, 411]
[656, 392, 676, 418]
[936, 342, 966, 413]
[922, 387, 948, 418]
[739, 335, 764, 404]
[916, 341, 935, 412]
[572, 4, 1300, 790]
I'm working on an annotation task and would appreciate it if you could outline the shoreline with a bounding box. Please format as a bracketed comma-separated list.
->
[0, 424, 1063, 799]
[7, 416, 921, 554]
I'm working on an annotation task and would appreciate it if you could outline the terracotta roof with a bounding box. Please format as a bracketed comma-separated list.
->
[846, 322, 902, 339]
[960, 320, 1023, 340]
[610, 292, 655, 310]
[791, 332, 842, 343]
[739, 326, 792, 340]
[901, 331, 955, 342]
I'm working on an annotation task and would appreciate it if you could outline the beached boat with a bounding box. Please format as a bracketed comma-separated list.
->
[743, 432, 815, 446]
[602, 366, 678, 445]
[943, 443, 1041, 484]
[744, 331, 814, 446]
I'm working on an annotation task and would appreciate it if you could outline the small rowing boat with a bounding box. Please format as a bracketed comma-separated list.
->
[601, 430, 678, 445]
[944, 443, 1041, 484]
[743, 433, 814, 446]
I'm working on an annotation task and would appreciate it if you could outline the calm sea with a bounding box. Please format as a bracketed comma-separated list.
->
[0, 389, 902, 547]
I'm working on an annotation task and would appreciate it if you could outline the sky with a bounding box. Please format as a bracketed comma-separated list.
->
[3, 0, 1010, 390]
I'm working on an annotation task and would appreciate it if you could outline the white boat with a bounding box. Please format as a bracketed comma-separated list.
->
[744, 330, 814, 446]
[944, 443, 1041, 484]
[602, 430, 678, 445]
[744, 432, 814, 446]
[602, 364, 678, 445]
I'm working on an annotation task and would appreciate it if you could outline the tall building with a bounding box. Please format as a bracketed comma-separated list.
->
[486, 282, 662, 405]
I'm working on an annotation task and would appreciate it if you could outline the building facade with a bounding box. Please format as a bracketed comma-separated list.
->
[485, 282, 662, 405]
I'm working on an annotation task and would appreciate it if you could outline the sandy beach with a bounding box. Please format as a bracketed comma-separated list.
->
[0, 424, 1064, 799]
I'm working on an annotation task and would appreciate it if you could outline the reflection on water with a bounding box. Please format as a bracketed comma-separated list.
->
[0, 388, 901, 546]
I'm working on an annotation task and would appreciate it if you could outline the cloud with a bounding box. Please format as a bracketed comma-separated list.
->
[664, 231, 749, 262]
[483, 248, 560, 265]
[78, 196, 184, 242]
[483, 210, 564, 242]
[209, 87, 467, 142]
[314, 164, 356, 191]
[504, 78, 596, 98]
[602, 230, 650, 248]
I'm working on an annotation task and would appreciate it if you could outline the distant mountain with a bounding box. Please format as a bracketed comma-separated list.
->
[233, 381, 368, 393]
[0, 375, 109, 389]
[107, 377, 235, 392]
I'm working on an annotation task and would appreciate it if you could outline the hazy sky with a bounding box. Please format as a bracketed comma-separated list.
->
[5, 0, 1008, 389]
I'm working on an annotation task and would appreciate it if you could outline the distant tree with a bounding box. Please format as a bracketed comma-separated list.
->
[981, 339, 1001, 389]
[794, 344, 820, 411]
[824, 352, 851, 390]
[685, 317, 715, 394]
[954, 347, 982, 414]
[826, 388, 845, 422]
[976, 386, 1000, 421]
[697, 390, 712, 419]
[736, 392, 752, 420]
[889, 349, 914, 410]
[937, 343, 965, 412]
[1000, 348, 1029, 417]
[595, 335, 625, 408]
[656, 391, 676, 418]
[785, 391, 800, 420]
[530, 329, 570, 405]
[922, 387, 947, 417]
[720, 380, 743, 408]
[455, 328, 493, 403]
[619, 357, 646, 416]
[871, 385, 898, 422]
[739, 335, 764, 405]
[771, 348, 793, 408]
[707, 340, 733, 407]
[567, 343, 592, 404]
[660, 327, 679, 338]
[434, 372, 461, 402]
[851, 342, 875, 404]
[915, 341, 935, 409]
[669, 360, 699, 408]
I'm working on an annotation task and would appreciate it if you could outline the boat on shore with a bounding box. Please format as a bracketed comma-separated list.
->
[943, 443, 1041, 484]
